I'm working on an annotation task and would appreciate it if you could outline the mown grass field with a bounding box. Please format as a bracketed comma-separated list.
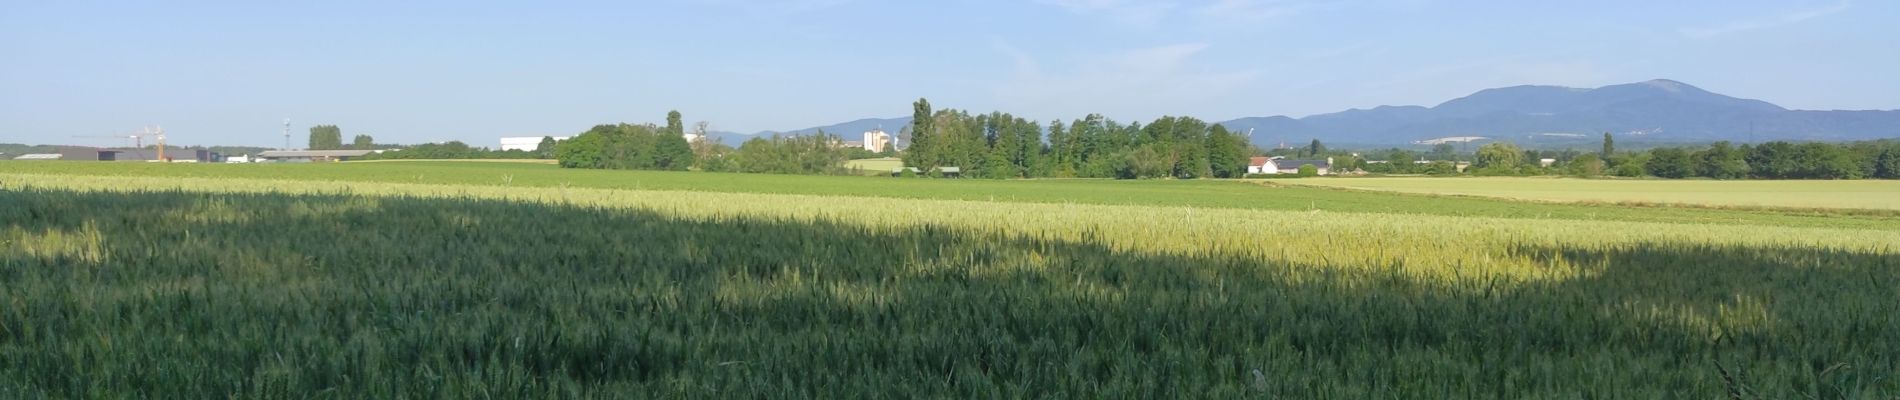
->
[2, 162, 1897, 397]
[350, 158, 560, 164]
[3, 161, 1894, 230]
[842, 157, 905, 175]
[1282, 177, 1900, 211]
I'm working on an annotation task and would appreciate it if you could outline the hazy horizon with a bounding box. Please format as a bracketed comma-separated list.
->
[5, 0, 1896, 147]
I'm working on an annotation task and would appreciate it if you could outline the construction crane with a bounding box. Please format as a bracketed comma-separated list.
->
[72, 132, 148, 148]
[70, 126, 168, 161]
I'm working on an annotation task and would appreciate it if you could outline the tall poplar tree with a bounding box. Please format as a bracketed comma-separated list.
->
[906, 98, 934, 168]
[665, 111, 684, 138]
[655, 111, 694, 170]
[1602, 132, 1615, 158]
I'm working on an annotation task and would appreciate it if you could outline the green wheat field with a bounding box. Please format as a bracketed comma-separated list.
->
[2, 161, 1896, 398]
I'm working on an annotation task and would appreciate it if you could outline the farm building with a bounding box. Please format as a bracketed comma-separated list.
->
[1248, 157, 1332, 175]
[11, 153, 62, 160]
[58, 147, 120, 161]
[52, 146, 221, 162]
[258, 150, 375, 162]
[117, 148, 220, 162]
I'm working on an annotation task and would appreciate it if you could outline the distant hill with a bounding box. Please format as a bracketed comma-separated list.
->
[1218, 79, 1900, 146]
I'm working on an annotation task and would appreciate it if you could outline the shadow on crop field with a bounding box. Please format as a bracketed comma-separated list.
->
[0, 187, 1894, 398]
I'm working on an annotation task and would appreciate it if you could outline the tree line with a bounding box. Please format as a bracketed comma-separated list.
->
[554, 117, 695, 170]
[304, 124, 558, 160]
[362, 142, 544, 160]
[305, 125, 382, 151]
[542, 104, 1899, 181]
[556, 100, 1256, 179]
[719, 133, 855, 174]
[1631, 140, 1897, 179]
[1458, 137, 1900, 179]
[903, 99, 1252, 179]
[552, 111, 875, 175]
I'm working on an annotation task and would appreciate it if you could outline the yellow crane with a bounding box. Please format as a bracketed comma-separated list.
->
[146, 126, 166, 162]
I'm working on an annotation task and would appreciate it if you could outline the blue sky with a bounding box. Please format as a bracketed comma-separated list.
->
[2, 0, 1894, 147]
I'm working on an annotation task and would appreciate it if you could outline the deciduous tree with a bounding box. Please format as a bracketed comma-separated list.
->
[1876, 147, 1900, 179]
[1204, 124, 1248, 178]
[1694, 141, 1748, 179]
[1473, 142, 1523, 170]
[536, 136, 558, 159]
[1645, 147, 1693, 178]
[1567, 154, 1604, 176]
[306, 125, 343, 150]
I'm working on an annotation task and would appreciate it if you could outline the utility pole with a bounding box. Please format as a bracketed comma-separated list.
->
[283, 118, 291, 150]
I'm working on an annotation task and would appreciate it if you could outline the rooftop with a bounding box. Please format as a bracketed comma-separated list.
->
[1273, 159, 1331, 169]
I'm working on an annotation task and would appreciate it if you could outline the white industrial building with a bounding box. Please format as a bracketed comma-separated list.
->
[499, 136, 569, 151]
[862, 129, 890, 152]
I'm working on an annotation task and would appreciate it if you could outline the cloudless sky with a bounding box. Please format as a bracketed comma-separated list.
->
[2, 0, 1894, 147]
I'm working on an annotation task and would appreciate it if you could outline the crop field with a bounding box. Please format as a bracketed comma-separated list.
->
[1, 164, 1898, 397]
[1281, 177, 1900, 211]
[3, 161, 1895, 230]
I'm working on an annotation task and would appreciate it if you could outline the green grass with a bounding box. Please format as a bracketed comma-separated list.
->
[2, 173, 1897, 397]
[842, 157, 904, 175]
[1283, 177, 1900, 211]
[350, 158, 559, 164]
[2, 160, 1895, 230]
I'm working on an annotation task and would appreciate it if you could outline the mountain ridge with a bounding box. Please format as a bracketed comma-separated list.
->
[722, 79, 1897, 146]
[1224, 79, 1882, 145]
